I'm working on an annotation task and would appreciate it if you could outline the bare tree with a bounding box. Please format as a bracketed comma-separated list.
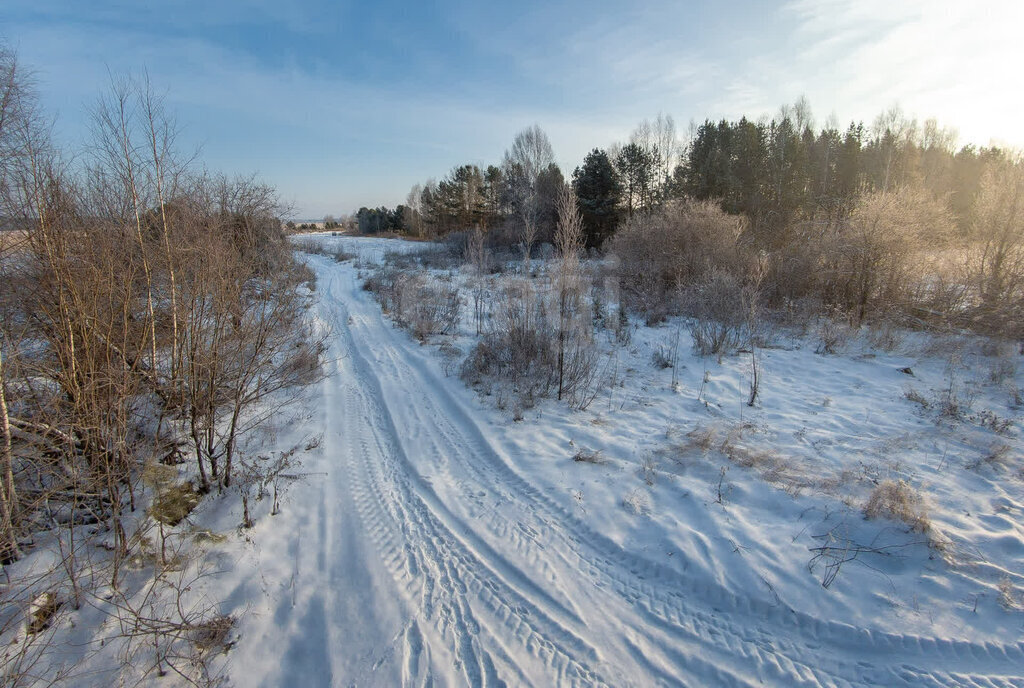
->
[465, 226, 489, 335]
[504, 124, 555, 189]
[0, 44, 36, 563]
[871, 105, 918, 192]
[91, 76, 161, 380]
[792, 95, 814, 134]
[652, 113, 679, 191]
[553, 186, 594, 404]
[138, 73, 190, 412]
[502, 125, 555, 269]
[405, 183, 424, 237]
[179, 175, 320, 491]
[969, 158, 1024, 325]
[0, 348, 18, 563]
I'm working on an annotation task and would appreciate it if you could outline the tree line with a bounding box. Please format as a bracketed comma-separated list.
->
[353, 99, 1023, 336]
[359, 101, 1009, 251]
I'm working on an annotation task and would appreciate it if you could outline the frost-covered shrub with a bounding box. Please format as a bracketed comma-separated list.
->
[608, 200, 746, 323]
[362, 266, 402, 311]
[460, 275, 600, 409]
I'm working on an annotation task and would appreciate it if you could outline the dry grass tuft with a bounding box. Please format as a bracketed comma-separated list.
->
[27, 592, 60, 635]
[998, 576, 1020, 610]
[640, 455, 659, 485]
[863, 479, 931, 533]
[142, 461, 179, 490]
[151, 482, 201, 526]
[572, 448, 604, 464]
[622, 488, 651, 516]
[968, 442, 1013, 471]
[685, 426, 717, 452]
[192, 614, 235, 653]
[903, 387, 930, 410]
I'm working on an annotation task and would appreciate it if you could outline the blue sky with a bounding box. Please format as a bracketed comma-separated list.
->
[3, 1, 1021, 218]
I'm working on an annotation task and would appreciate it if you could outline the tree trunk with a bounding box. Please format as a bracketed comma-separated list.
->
[0, 349, 21, 562]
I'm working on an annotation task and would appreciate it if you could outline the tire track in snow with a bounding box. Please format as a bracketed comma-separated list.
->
[312, 255, 1024, 687]
[323, 265, 609, 687]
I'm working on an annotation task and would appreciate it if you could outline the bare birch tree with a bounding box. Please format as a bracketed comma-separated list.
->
[503, 125, 554, 271]
[553, 186, 593, 404]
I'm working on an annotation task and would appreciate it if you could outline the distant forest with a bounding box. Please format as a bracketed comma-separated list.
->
[353, 100, 1009, 251]
[350, 99, 1023, 339]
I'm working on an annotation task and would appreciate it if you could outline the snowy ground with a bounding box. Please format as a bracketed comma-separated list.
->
[8, 233, 1021, 686]
[219, 235, 1024, 686]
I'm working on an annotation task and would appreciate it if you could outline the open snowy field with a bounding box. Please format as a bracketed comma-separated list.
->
[219, 234, 1023, 686]
[10, 233, 1021, 686]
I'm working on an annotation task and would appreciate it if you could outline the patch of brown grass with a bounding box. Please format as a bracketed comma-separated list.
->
[863, 479, 931, 533]
[151, 481, 201, 526]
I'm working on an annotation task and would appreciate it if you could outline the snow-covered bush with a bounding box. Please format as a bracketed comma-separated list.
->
[396, 274, 461, 340]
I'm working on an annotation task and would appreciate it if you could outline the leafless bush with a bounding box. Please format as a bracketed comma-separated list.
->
[395, 274, 461, 340]
[608, 200, 747, 323]
[551, 188, 601, 408]
[362, 266, 401, 309]
[365, 267, 461, 340]
[809, 522, 928, 590]
[0, 52, 319, 684]
[969, 409, 1012, 434]
[815, 316, 853, 355]
[863, 480, 931, 534]
[761, 235, 825, 308]
[964, 159, 1024, 336]
[987, 349, 1017, 386]
[651, 347, 673, 369]
[817, 186, 955, 324]
[461, 279, 556, 401]
[934, 353, 974, 421]
[683, 270, 750, 356]
[465, 227, 490, 335]
[866, 318, 905, 351]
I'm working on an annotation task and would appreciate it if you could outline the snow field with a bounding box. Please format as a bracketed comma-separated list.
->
[222, 233, 1024, 686]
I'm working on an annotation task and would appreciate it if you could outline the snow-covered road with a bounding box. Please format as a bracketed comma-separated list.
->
[228, 255, 1024, 687]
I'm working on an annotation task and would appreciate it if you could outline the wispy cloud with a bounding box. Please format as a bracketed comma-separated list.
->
[4, 0, 1021, 215]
